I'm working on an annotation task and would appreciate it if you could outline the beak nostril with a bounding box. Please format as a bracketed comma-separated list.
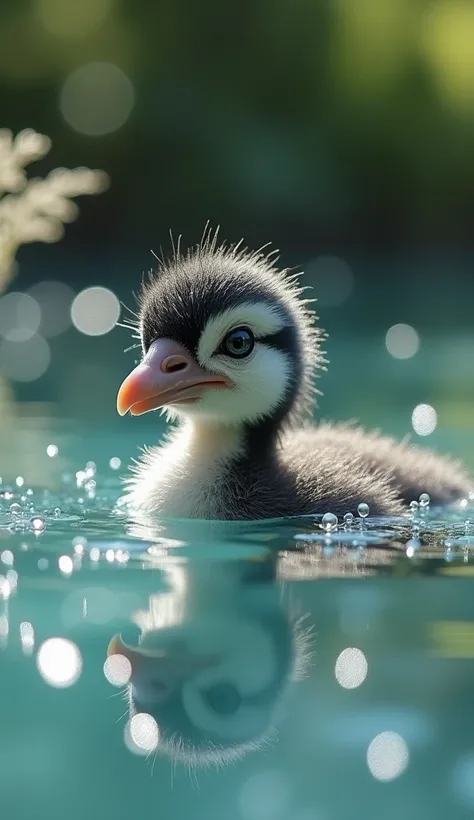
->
[161, 355, 189, 375]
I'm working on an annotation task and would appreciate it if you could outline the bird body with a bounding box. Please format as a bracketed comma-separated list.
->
[118, 233, 471, 520]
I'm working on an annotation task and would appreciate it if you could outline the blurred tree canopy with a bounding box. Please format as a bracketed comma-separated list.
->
[0, 0, 474, 330]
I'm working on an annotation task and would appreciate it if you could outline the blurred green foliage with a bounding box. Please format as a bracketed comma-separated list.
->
[0, 0, 472, 464]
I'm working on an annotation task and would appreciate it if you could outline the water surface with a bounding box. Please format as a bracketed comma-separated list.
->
[1, 452, 474, 820]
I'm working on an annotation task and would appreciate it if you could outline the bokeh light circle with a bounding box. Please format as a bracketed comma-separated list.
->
[0, 292, 41, 342]
[385, 323, 420, 359]
[412, 404, 437, 436]
[28, 281, 75, 337]
[306, 256, 355, 307]
[335, 647, 368, 689]
[239, 770, 291, 820]
[367, 731, 409, 781]
[71, 286, 120, 336]
[60, 62, 135, 136]
[125, 713, 160, 755]
[37, 0, 114, 39]
[0, 335, 51, 381]
[36, 637, 83, 688]
[104, 654, 132, 686]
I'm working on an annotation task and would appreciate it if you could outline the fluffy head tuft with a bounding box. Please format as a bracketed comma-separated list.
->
[137, 230, 326, 428]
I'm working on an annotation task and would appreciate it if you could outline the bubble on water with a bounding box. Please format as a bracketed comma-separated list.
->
[30, 516, 45, 533]
[9, 503, 21, 517]
[343, 512, 354, 528]
[1, 550, 14, 567]
[358, 503, 369, 519]
[419, 493, 430, 508]
[76, 470, 86, 488]
[320, 512, 338, 533]
[85, 461, 96, 477]
[38, 558, 49, 570]
[15, 476, 24, 488]
[20, 621, 35, 655]
[0, 576, 11, 599]
[90, 547, 100, 562]
[46, 444, 59, 457]
[0, 614, 9, 638]
[58, 555, 73, 575]
[72, 536, 87, 554]
[406, 537, 421, 558]
[109, 457, 121, 470]
[410, 500, 419, 514]
[105, 549, 115, 563]
[26, 488, 34, 497]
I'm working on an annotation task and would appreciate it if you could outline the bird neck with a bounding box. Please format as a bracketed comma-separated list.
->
[182, 415, 280, 469]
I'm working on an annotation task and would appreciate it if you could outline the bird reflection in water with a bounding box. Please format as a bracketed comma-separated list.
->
[106, 517, 314, 769]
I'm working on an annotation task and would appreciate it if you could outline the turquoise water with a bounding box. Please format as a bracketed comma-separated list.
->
[2, 445, 474, 820]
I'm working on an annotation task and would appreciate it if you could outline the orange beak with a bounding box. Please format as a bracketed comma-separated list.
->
[117, 338, 231, 416]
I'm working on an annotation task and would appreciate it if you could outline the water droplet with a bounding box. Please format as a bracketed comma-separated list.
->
[38, 558, 49, 571]
[419, 493, 430, 508]
[320, 512, 338, 532]
[85, 461, 96, 478]
[30, 516, 45, 533]
[9, 503, 21, 517]
[58, 555, 73, 575]
[343, 512, 354, 528]
[46, 444, 58, 457]
[26, 488, 34, 497]
[15, 476, 24, 488]
[109, 457, 121, 470]
[357, 503, 369, 519]
[54, 507, 61, 517]
[409, 500, 419, 513]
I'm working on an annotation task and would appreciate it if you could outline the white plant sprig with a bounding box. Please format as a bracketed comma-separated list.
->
[0, 127, 109, 289]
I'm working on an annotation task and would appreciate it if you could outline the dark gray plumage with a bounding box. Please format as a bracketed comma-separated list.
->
[117, 232, 472, 519]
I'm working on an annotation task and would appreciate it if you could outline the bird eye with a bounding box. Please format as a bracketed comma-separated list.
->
[220, 327, 254, 359]
[203, 682, 242, 715]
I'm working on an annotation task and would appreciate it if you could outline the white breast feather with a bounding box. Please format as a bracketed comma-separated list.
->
[124, 421, 244, 519]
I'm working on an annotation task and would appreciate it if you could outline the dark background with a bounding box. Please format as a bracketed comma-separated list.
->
[0, 0, 473, 477]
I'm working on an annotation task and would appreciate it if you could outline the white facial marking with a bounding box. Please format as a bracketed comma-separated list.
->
[170, 302, 292, 425]
[197, 302, 286, 364]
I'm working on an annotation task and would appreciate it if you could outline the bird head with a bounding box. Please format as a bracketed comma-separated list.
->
[117, 234, 324, 432]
